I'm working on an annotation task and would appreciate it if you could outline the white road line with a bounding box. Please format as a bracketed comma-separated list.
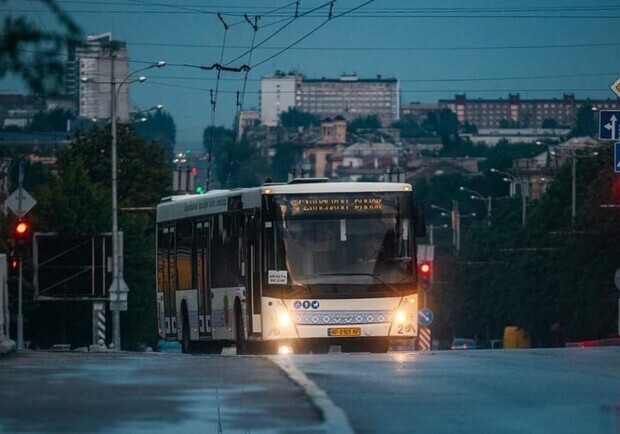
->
[269, 356, 355, 434]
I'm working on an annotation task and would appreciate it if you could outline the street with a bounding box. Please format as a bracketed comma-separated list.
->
[1, 347, 620, 433]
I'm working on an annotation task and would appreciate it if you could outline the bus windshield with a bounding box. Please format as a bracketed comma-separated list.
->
[264, 192, 415, 297]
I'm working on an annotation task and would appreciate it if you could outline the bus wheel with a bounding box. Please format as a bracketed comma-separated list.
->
[181, 302, 191, 354]
[235, 301, 248, 355]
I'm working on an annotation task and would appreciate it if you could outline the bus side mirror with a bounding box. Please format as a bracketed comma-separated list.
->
[414, 205, 426, 238]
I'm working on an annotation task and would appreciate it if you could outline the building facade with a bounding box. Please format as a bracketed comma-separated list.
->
[439, 94, 620, 129]
[77, 33, 130, 121]
[260, 73, 399, 127]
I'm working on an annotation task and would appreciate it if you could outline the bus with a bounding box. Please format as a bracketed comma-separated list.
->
[156, 179, 425, 354]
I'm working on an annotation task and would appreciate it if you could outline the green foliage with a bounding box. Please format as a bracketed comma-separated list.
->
[570, 104, 597, 138]
[439, 146, 620, 345]
[279, 108, 321, 128]
[202, 126, 270, 188]
[0, 0, 82, 95]
[28, 124, 171, 348]
[27, 108, 74, 132]
[392, 116, 432, 138]
[347, 115, 381, 132]
[271, 142, 303, 182]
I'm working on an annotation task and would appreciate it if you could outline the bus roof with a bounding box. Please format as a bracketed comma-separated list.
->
[157, 182, 413, 223]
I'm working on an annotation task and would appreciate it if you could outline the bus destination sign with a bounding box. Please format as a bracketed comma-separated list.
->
[290, 197, 386, 215]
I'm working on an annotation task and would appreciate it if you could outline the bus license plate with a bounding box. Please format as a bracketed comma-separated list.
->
[328, 327, 361, 337]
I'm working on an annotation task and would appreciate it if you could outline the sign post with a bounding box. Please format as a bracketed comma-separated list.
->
[614, 268, 620, 337]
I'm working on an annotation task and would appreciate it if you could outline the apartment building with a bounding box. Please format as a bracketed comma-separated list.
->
[77, 32, 130, 121]
[439, 94, 620, 129]
[260, 73, 399, 127]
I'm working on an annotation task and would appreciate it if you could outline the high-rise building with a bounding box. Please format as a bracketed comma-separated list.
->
[77, 32, 130, 121]
[260, 73, 400, 127]
[260, 74, 298, 127]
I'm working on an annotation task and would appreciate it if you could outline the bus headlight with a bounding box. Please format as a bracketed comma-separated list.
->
[395, 310, 407, 324]
[277, 311, 292, 327]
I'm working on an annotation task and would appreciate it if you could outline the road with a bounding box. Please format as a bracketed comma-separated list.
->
[1, 348, 619, 433]
[0, 351, 325, 434]
[290, 347, 620, 434]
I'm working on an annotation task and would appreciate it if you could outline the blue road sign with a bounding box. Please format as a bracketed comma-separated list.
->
[615, 143, 620, 173]
[599, 110, 620, 140]
[418, 308, 434, 326]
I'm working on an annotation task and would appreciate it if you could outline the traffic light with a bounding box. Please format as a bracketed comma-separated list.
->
[419, 261, 432, 291]
[8, 256, 19, 272]
[12, 219, 30, 252]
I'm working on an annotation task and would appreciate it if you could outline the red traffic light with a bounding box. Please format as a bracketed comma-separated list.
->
[9, 257, 19, 270]
[13, 219, 30, 246]
[15, 221, 28, 235]
[419, 262, 431, 276]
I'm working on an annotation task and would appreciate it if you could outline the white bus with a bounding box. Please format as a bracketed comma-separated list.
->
[156, 179, 425, 354]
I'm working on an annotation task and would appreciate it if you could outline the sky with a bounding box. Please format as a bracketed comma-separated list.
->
[2, 0, 620, 152]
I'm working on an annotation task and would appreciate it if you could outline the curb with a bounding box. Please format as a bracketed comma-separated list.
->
[269, 356, 355, 434]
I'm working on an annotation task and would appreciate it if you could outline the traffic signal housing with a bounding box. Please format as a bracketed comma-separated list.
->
[12, 219, 31, 253]
[419, 261, 432, 291]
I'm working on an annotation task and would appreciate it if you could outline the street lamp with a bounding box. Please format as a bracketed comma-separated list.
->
[491, 168, 528, 227]
[84, 59, 166, 350]
[549, 147, 599, 227]
[430, 204, 476, 255]
[459, 186, 492, 227]
[132, 104, 164, 123]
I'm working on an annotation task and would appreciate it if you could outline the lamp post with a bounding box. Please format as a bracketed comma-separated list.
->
[84, 59, 165, 350]
[459, 186, 492, 227]
[550, 147, 599, 227]
[491, 168, 527, 227]
[430, 204, 474, 255]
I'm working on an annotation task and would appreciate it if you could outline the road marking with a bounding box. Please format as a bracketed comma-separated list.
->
[270, 356, 354, 434]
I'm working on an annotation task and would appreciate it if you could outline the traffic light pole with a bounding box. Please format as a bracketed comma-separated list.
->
[17, 259, 23, 351]
[16, 161, 24, 351]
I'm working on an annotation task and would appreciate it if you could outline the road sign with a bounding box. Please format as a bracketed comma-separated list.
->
[4, 188, 36, 218]
[599, 110, 620, 140]
[615, 143, 620, 173]
[418, 308, 434, 326]
[611, 77, 620, 99]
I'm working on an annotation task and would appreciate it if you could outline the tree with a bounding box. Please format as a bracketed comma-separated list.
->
[348, 115, 381, 132]
[271, 142, 303, 182]
[570, 104, 597, 138]
[28, 108, 74, 132]
[33, 124, 171, 348]
[426, 109, 460, 156]
[279, 108, 321, 128]
[202, 126, 270, 188]
[461, 122, 478, 134]
[0, 0, 82, 95]
[134, 110, 176, 165]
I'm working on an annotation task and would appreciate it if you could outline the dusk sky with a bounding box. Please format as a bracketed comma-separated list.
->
[2, 0, 620, 151]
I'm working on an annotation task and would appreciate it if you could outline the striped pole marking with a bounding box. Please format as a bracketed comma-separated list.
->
[96, 310, 106, 346]
[419, 327, 431, 351]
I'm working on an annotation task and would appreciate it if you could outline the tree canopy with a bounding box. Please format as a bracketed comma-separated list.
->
[0, 0, 82, 95]
[279, 108, 321, 128]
